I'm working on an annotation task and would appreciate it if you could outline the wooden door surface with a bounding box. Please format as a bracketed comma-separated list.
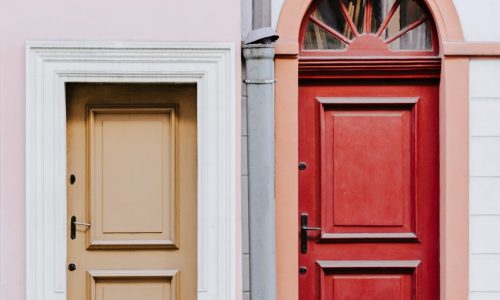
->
[299, 80, 439, 299]
[66, 83, 197, 300]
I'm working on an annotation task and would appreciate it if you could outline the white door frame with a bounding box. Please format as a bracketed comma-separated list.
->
[25, 41, 239, 300]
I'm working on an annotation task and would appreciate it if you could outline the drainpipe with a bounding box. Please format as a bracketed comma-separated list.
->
[243, 28, 279, 300]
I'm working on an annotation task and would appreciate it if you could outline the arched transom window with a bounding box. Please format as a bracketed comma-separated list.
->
[301, 0, 437, 55]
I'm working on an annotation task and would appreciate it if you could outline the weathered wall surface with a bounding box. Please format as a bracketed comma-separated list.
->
[0, 1, 241, 299]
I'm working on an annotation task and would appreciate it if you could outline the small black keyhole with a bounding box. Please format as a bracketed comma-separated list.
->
[68, 263, 76, 271]
[299, 266, 307, 274]
[298, 162, 307, 170]
[69, 174, 76, 185]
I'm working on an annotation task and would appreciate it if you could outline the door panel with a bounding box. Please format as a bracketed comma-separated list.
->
[318, 98, 416, 239]
[299, 81, 439, 299]
[67, 84, 197, 300]
[317, 260, 418, 300]
[89, 107, 178, 248]
[89, 270, 178, 300]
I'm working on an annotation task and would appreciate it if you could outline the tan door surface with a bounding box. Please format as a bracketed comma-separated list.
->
[67, 83, 197, 300]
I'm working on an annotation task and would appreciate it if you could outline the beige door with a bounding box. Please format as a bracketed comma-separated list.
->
[66, 83, 197, 300]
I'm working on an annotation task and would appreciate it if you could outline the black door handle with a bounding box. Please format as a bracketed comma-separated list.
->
[70, 216, 91, 240]
[300, 213, 322, 254]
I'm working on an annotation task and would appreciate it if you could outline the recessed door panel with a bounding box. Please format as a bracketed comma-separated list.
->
[67, 83, 197, 300]
[299, 83, 439, 299]
[89, 108, 178, 248]
[89, 270, 178, 300]
[317, 260, 419, 300]
[319, 99, 416, 240]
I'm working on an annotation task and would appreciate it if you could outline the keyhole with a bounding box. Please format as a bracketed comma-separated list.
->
[69, 174, 76, 185]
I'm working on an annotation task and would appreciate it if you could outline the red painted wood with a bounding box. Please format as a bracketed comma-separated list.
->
[299, 79, 439, 299]
[364, 0, 372, 34]
[321, 103, 413, 231]
[298, 57, 442, 80]
[328, 274, 412, 300]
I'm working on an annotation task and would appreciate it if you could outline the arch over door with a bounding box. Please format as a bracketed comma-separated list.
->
[298, 1, 440, 299]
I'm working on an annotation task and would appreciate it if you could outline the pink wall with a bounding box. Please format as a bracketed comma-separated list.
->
[0, 1, 240, 298]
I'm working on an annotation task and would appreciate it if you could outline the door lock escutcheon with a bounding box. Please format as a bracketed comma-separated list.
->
[70, 216, 91, 240]
[300, 213, 322, 254]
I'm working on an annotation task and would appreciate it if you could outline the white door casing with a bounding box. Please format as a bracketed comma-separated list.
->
[25, 41, 239, 300]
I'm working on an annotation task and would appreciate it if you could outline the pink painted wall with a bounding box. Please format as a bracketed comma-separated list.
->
[0, 1, 241, 299]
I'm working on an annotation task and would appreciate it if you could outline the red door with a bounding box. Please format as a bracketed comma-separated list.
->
[298, 80, 439, 299]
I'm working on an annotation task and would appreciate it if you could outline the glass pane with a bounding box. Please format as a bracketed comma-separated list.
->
[388, 21, 432, 50]
[370, 0, 398, 34]
[312, 0, 353, 40]
[382, 0, 427, 40]
[303, 22, 348, 50]
[301, 0, 433, 52]
[341, 0, 366, 34]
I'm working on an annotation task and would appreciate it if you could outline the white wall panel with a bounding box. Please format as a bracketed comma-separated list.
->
[470, 255, 500, 292]
[454, 0, 500, 41]
[471, 99, 500, 136]
[470, 216, 500, 254]
[470, 177, 500, 215]
[470, 59, 500, 299]
[470, 60, 500, 98]
[470, 292, 500, 300]
[470, 137, 500, 176]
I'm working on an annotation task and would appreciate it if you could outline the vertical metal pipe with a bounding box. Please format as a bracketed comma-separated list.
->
[243, 44, 276, 300]
[252, 0, 272, 28]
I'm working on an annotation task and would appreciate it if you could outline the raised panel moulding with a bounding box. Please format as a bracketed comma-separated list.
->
[317, 260, 421, 269]
[87, 269, 179, 300]
[318, 96, 418, 241]
[321, 232, 418, 241]
[317, 97, 420, 104]
[88, 106, 179, 249]
[317, 260, 421, 299]
[25, 42, 238, 300]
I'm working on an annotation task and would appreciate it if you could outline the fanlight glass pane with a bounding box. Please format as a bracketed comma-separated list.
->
[304, 22, 348, 50]
[341, 0, 367, 35]
[302, 0, 433, 52]
[381, 0, 427, 39]
[370, 0, 399, 34]
[311, 0, 353, 39]
[388, 21, 432, 50]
